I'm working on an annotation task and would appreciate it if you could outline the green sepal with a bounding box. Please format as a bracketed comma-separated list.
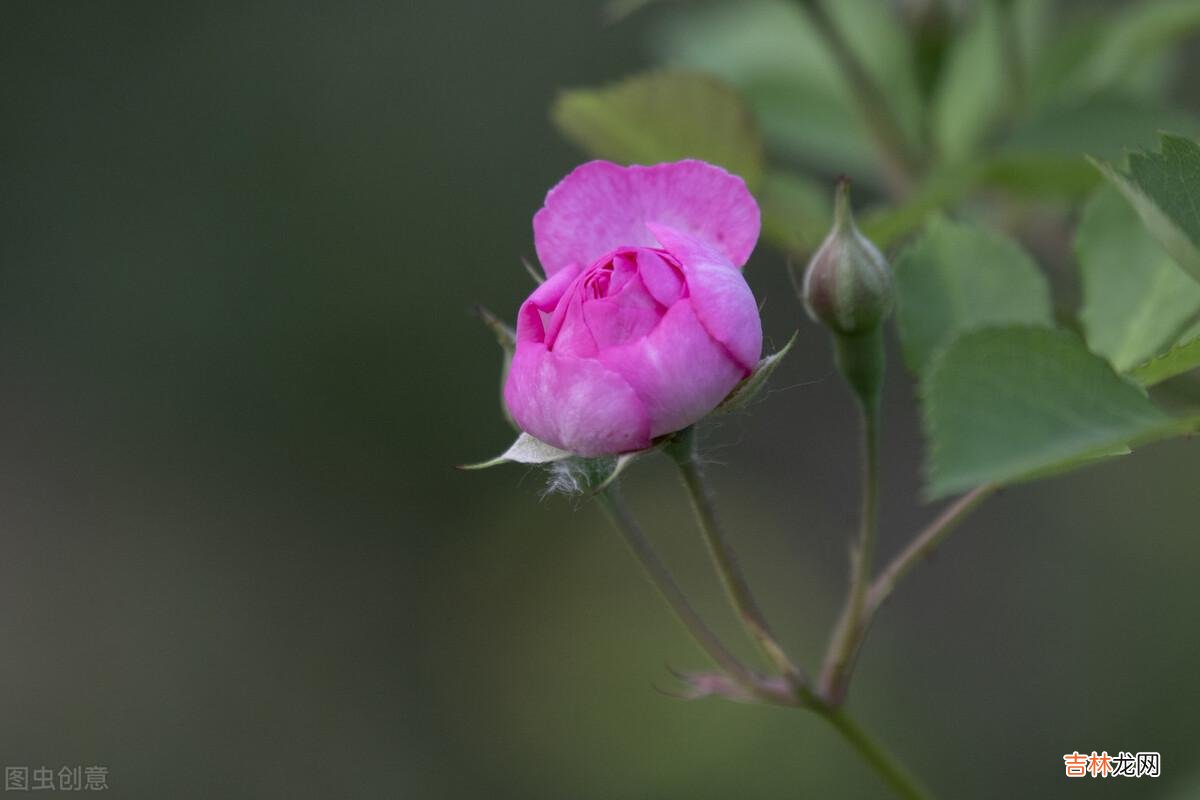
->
[460, 430, 668, 497]
[475, 305, 517, 429]
[714, 332, 798, 414]
[520, 257, 544, 285]
[458, 432, 572, 470]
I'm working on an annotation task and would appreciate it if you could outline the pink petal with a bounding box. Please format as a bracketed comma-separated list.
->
[516, 264, 581, 344]
[637, 249, 684, 306]
[583, 276, 663, 348]
[647, 222, 762, 372]
[598, 299, 746, 437]
[606, 250, 639, 295]
[504, 342, 652, 456]
[545, 289, 598, 358]
[533, 160, 761, 277]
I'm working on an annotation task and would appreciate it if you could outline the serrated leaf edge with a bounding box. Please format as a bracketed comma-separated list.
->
[1129, 333, 1200, 386]
[918, 325, 1199, 499]
[1087, 137, 1200, 285]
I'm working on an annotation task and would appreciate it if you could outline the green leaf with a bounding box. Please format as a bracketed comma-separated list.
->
[1005, 96, 1196, 163]
[1072, 0, 1200, 96]
[931, 0, 1006, 163]
[894, 218, 1054, 374]
[986, 96, 1199, 197]
[1076, 184, 1200, 372]
[820, 0, 923, 158]
[651, 0, 920, 185]
[714, 332, 797, 414]
[1092, 133, 1200, 285]
[859, 100, 1200, 245]
[1026, 0, 1200, 110]
[1024, 16, 1112, 110]
[459, 432, 572, 470]
[552, 71, 764, 188]
[922, 326, 1196, 498]
[860, 163, 984, 248]
[1129, 335, 1200, 386]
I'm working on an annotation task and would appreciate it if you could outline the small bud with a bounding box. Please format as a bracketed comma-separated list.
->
[801, 179, 894, 336]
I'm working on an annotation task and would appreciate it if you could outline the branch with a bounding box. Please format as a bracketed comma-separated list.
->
[818, 387, 881, 704]
[794, 0, 921, 195]
[867, 484, 997, 615]
[666, 428, 807, 688]
[595, 484, 759, 689]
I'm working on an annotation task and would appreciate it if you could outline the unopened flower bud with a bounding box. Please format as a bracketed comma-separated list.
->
[801, 179, 894, 336]
[503, 160, 763, 456]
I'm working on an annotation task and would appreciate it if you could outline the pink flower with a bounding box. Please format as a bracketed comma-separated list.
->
[503, 160, 763, 456]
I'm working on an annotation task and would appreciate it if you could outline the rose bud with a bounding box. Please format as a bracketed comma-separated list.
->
[801, 179, 893, 410]
[801, 178, 894, 336]
[503, 160, 763, 456]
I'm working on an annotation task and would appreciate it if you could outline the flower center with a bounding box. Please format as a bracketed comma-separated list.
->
[542, 246, 685, 355]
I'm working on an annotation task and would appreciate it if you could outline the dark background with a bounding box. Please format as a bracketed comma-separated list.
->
[1, 1, 1197, 797]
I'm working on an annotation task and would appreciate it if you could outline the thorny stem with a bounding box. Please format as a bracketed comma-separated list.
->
[794, 0, 920, 196]
[867, 484, 997, 615]
[819, 395, 881, 704]
[595, 484, 758, 689]
[666, 428, 806, 687]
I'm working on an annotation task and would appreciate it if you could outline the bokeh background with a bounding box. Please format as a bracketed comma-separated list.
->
[2, 1, 1199, 797]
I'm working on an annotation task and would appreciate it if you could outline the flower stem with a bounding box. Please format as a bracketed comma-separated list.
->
[998, 0, 1026, 119]
[867, 484, 996, 615]
[794, 0, 920, 196]
[595, 484, 757, 688]
[814, 704, 933, 800]
[601, 450, 935, 798]
[819, 391, 880, 704]
[666, 428, 806, 686]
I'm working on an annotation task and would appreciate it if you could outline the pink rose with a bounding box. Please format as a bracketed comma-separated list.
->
[503, 160, 763, 456]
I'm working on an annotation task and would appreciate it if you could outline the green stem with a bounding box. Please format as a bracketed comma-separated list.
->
[595, 484, 757, 688]
[867, 484, 996, 615]
[794, 0, 920, 196]
[667, 428, 805, 686]
[601, 448, 933, 798]
[815, 705, 933, 800]
[819, 389, 880, 704]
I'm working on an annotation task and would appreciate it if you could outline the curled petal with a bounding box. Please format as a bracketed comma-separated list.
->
[533, 160, 760, 277]
[582, 279, 663, 349]
[503, 342, 652, 456]
[636, 249, 684, 306]
[545, 289, 598, 358]
[648, 222, 762, 371]
[517, 264, 581, 344]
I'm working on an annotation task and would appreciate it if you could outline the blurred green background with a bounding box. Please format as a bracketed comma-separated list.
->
[2, 1, 1198, 797]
